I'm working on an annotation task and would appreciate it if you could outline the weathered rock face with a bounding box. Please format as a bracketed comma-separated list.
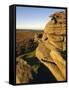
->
[36, 11, 66, 81]
[16, 57, 33, 84]
[42, 11, 66, 51]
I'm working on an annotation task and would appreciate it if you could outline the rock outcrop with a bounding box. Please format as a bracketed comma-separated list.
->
[36, 11, 66, 81]
[42, 11, 66, 51]
[16, 57, 33, 84]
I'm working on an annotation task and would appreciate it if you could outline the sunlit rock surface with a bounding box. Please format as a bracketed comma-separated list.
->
[36, 11, 66, 81]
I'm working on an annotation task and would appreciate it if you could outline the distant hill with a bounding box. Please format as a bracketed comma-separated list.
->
[16, 29, 43, 43]
[16, 29, 43, 56]
[16, 29, 43, 33]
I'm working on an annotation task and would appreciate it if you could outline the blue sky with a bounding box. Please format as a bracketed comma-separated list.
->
[16, 6, 65, 30]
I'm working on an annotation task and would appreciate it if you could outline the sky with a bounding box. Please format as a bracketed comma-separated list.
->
[16, 6, 65, 30]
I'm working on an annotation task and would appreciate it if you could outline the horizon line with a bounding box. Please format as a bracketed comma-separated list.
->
[16, 28, 44, 30]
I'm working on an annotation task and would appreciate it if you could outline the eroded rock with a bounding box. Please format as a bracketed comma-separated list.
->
[36, 11, 66, 81]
